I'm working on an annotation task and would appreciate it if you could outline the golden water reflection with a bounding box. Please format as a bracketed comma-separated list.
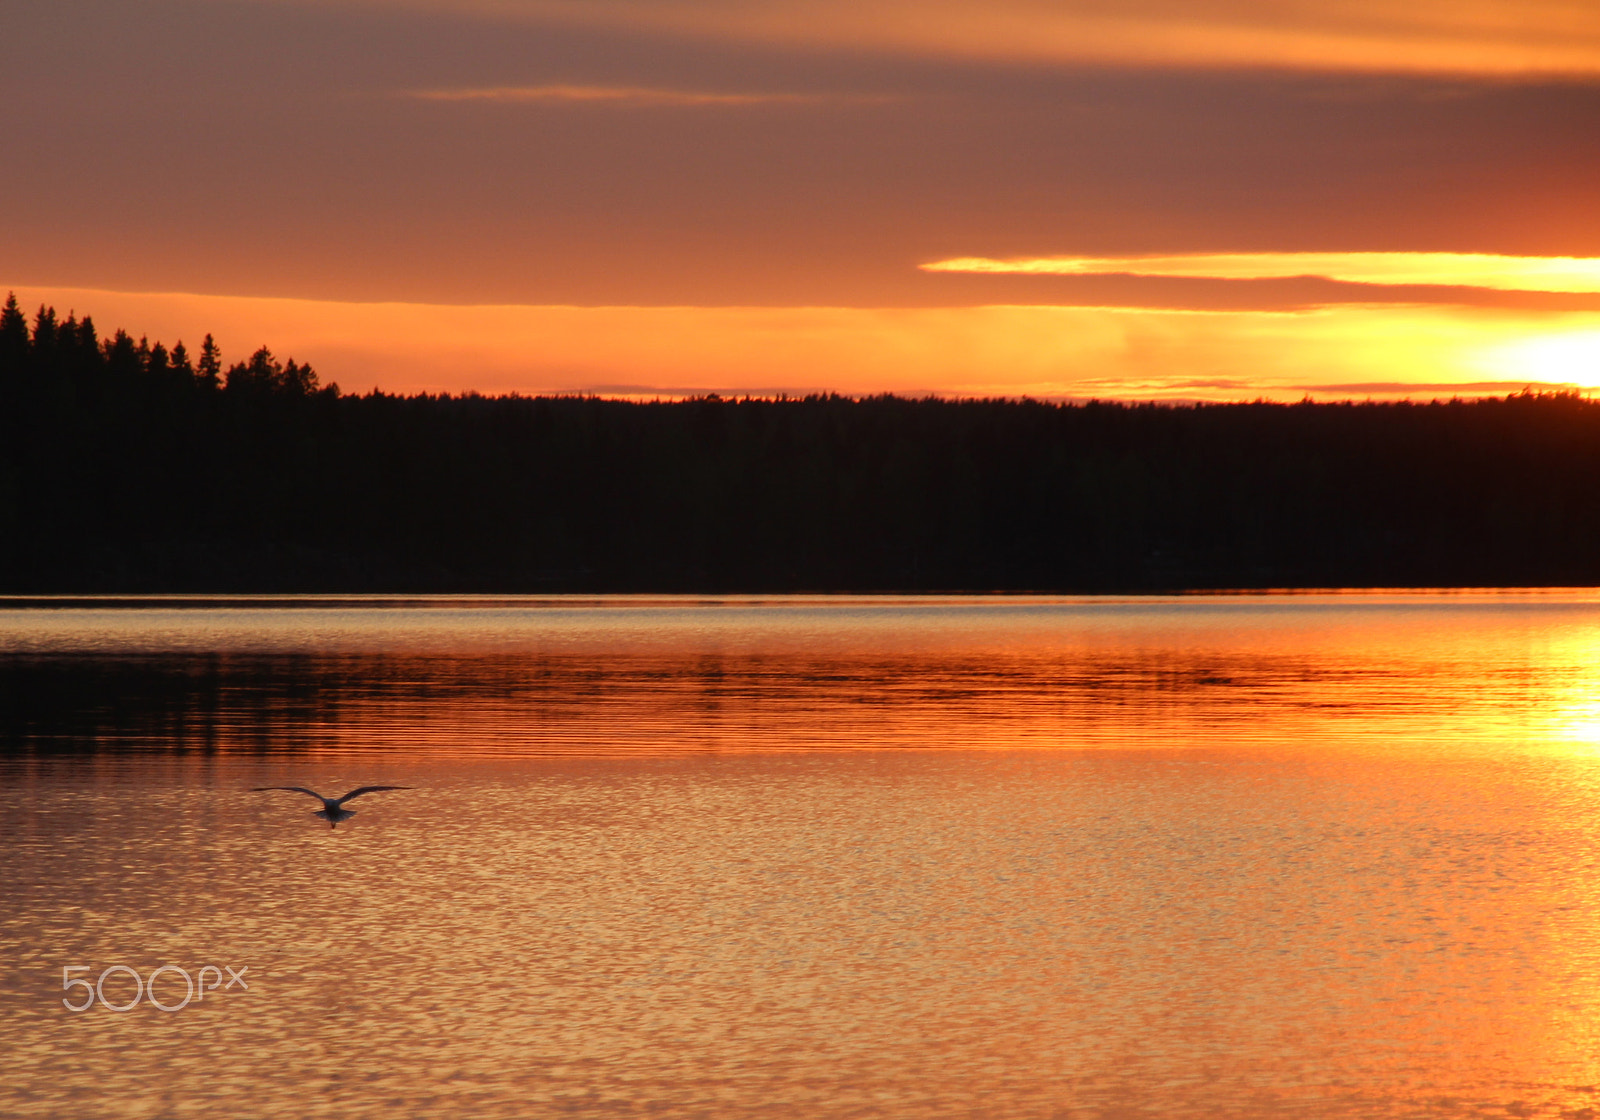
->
[7, 592, 1600, 757]
[7, 593, 1600, 1117]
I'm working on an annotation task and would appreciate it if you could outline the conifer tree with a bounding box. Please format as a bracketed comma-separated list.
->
[225, 346, 281, 392]
[0, 293, 27, 378]
[197, 334, 221, 390]
[169, 341, 194, 380]
[132, 334, 156, 381]
[103, 329, 139, 376]
[31, 307, 57, 362]
[282, 358, 320, 395]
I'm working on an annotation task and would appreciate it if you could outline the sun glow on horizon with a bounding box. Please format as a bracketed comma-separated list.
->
[923, 253, 1600, 295]
[1474, 329, 1600, 388]
[8, 283, 1600, 404]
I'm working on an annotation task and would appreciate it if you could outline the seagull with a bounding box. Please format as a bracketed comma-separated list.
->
[252, 785, 414, 828]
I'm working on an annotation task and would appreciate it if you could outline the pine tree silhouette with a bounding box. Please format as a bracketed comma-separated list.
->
[169, 341, 194, 380]
[0, 293, 27, 379]
[197, 334, 221, 390]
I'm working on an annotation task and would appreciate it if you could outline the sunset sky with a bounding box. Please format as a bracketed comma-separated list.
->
[6, 0, 1600, 399]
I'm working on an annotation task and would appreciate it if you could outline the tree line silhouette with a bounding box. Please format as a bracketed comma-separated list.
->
[5, 292, 1600, 591]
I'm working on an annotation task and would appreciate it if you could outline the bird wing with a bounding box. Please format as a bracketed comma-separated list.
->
[252, 786, 326, 801]
[334, 785, 415, 806]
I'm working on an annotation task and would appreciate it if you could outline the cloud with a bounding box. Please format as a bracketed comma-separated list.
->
[11, 3, 1600, 310]
[1303, 381, 1576, 394]
[344, 0, 1600, 75]
[923, 253, 1600, 294]
[403, 85, 839, 106]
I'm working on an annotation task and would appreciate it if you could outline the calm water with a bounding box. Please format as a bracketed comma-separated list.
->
[6, 593, 1600, 1118]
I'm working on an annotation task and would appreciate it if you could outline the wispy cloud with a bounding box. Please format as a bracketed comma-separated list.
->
[1303, 381, 1577, 395]
[407, 0, 1600, 76]
[404, 85, 842, 107]
[923, 253, 1600, 295]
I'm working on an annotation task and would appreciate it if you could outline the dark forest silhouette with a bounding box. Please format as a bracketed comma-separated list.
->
[5, 292, 1600, 591]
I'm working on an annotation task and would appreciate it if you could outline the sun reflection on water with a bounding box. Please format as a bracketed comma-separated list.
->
[9, 594, 1600, 1117]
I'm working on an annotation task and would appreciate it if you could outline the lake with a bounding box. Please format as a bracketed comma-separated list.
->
[5, 592, 1600, 1118]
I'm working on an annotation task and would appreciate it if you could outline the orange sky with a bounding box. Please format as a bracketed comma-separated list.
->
[5, 0, 1600, 399]
[11, 284, 1600, 401]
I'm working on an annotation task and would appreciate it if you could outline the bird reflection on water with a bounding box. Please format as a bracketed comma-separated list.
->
[252, 785, 414, 828]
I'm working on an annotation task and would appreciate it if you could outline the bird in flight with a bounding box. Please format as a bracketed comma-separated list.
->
[252, 785, 414, 828]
